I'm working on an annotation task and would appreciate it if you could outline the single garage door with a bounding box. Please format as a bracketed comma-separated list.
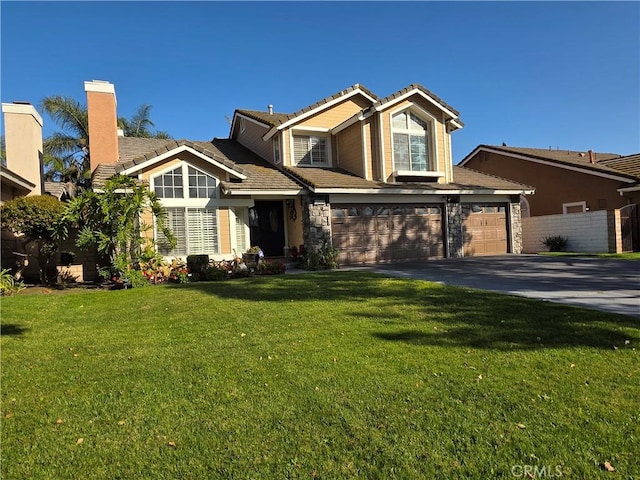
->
[462, 203, 508, 256]
[331, 204, 444, 264]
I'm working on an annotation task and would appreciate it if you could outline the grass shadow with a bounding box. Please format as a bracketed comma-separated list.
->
[176, 271, 639, 350]
[0, 324, 29, 336]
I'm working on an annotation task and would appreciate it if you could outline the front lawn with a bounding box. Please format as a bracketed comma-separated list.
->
[2, 272, 638, 478]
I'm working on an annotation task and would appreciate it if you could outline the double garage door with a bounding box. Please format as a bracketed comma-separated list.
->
[331, 204, 444, 264]
[331, 202, 509, 264]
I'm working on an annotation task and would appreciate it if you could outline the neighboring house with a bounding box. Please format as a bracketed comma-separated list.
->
[459, 145, 640, 216]
[84, 80, 533, 263]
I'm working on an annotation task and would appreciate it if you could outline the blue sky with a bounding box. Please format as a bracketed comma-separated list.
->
[2, 1, 639, 162]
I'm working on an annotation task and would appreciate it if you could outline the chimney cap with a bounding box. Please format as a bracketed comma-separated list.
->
[84, 80, 116, 95]
[2, 102, 43, 126]
[268, 104, 273, 115]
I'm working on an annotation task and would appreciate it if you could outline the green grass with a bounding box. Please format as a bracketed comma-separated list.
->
[539, 251, 640, 260]
[2, 272, 638, 479]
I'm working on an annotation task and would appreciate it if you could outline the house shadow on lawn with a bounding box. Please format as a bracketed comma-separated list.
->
[177, 271, 640, 351]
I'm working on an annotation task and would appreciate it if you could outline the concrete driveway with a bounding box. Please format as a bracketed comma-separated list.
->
[357, 255, 640, 318]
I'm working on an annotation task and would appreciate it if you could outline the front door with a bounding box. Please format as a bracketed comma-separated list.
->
[249, 201, 285, 257]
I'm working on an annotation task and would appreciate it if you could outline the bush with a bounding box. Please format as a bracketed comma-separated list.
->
[187, 255, 210, 275]
[302, 236, 339, 271]
[0, 269, 25, 296]
[542, 235, 569, 252]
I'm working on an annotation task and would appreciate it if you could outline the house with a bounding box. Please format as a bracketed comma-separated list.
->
[459, 145, 640, 216]
[84, 80, 533, 263]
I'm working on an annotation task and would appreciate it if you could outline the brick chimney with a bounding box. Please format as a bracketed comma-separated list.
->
[84, 80, 118, 172]
[1, 102, 44, 195]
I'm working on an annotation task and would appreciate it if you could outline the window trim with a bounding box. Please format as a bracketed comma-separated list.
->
[562, 201, 587, 214]
[155, 206, 220, 257]
[150, 161, 219, 201]
[389, 105, 441, 177]
[289, 128, 332, 167]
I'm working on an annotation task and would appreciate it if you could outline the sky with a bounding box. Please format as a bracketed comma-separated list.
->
[1, 1, 639, 163]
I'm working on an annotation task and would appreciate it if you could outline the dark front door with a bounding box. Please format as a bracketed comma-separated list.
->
[249, 201, 285, 257]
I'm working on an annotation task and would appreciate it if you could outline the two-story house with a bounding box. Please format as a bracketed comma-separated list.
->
[87, 80, 532, 263]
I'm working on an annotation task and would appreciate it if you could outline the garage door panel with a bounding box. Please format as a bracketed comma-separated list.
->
[332, 204, 444, 264]
[462, 204, 508, 256]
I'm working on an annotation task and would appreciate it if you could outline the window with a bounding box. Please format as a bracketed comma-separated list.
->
[293, 135, 328, 165]
[273, 136, 281, 164]
[153, 166, 183, 198]
[157, 207, 218, 256]
[563, 201, 586, 214]
[392, 111, 431, 172]
[188, 166, 217, 198]
[234, 208, 247, 254]
[153, 164, 217, 199]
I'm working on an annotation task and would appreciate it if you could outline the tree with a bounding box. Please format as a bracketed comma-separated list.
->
[0, 195, 66, 284]
[61, 175, 175, 281]
[118, 104, 171, 139]
[40, 97, 171, 193]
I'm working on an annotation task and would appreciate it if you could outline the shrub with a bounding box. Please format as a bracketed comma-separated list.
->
[0, 269, 25, 296]
[187, 255, 210, 275]
[302, 236, 339, 271]
[542, 235, 569, 252]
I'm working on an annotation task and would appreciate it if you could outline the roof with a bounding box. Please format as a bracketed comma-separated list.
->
[460, 145, 639, 181]
[282, 165, 531, 194]
[597, 153, 640, 178]
[43, 181, 69, 199]
[0, 164, 36, 192]
[235, 83, 379, 130]
[373, 83, 461, 119]
[94, 136, 303, 192]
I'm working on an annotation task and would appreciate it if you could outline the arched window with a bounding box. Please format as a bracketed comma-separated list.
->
[392, 110, 432, 172]
[520, 195, 531, 218]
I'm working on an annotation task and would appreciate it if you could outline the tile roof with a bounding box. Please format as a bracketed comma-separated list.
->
[285, 167, 382, 190]
[116, 138, 248, 176]
[283, 165, 530, 193]
[235, 84, 378, 129]
[101, 136, 302, 192]
[373, 83, 461, 118]
[43, 181, 68, 199]
[597, 153, 640, 179]
[473, 145, 637, 179]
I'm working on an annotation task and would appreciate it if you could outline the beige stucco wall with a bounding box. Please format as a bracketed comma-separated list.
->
[285, 197, 304, 250]
[2, 103, 44, 195]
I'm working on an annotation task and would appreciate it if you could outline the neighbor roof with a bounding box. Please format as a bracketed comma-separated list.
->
[460, 145, 638, 180]
[597, 153, 640, 178]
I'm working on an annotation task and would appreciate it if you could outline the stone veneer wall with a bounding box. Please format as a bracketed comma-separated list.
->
[509, 199, 523, 254]
[302, 194, 332, 253]
[446, 199, 463, 258]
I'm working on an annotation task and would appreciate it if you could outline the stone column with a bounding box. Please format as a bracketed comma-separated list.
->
[446, 196, 463, 258]
[302, 194, 332, 253]
[509, 196, 523, 254]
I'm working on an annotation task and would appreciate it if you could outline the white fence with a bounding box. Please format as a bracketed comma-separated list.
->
[522, 210, 611, 253]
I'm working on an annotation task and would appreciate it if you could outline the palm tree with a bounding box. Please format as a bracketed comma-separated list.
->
[40, 96, 91, 191]
[40, 97, 171, 193]
[118, 104, 170, 139]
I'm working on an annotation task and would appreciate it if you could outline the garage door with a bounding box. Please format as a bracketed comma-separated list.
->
[462, 204, 508, 256]
[331, 204, 444, 264]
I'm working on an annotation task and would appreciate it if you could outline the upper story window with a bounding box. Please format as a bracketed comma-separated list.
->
[293, 135, 328, 166]
[153, 164, 217, 199]
[273, 135, 281, 164]
[392, 111, 432, 172]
